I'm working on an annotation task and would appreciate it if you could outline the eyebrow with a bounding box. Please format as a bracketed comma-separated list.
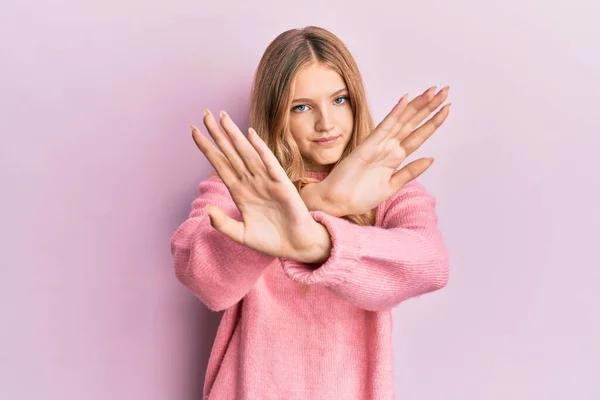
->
[291, 88, 348, 104]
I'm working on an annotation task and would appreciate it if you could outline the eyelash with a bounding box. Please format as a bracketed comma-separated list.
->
[291, 96, 350, 112]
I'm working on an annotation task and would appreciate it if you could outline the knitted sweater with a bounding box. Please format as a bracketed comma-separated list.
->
[170, 171, 449, 400]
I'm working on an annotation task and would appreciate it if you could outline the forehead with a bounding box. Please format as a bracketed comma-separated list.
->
[292, 63, 346, 98]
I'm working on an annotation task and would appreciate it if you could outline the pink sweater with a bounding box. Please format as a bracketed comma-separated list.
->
[170, 171, 449, 400]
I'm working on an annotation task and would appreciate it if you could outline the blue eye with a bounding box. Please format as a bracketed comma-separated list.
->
[335, 96, 349, 105]
[292, 104, 308, 112]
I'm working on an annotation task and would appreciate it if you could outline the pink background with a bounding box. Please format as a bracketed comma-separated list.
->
[1, 0, 598, 399]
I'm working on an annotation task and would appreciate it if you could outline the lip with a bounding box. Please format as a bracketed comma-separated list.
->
[314, 135, 341, 146]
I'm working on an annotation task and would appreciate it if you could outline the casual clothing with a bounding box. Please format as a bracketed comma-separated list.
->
[170, 171, 449, 399]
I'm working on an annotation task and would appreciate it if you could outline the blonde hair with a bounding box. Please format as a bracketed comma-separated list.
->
[249, 26, 376, 227]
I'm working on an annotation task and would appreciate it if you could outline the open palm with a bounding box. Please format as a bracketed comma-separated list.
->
[317, 86, 451, 216]
[191, 110, 322, 260]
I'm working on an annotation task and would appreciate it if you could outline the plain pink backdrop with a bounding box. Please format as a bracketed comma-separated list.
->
[1, 0, 598, 399]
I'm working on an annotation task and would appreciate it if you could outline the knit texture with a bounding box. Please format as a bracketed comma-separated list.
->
[170, 171, 449, 400]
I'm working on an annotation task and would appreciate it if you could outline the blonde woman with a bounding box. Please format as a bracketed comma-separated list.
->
[171, 26, 451, 400]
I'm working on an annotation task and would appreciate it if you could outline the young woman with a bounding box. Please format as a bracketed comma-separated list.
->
[171, 26, 451, 400]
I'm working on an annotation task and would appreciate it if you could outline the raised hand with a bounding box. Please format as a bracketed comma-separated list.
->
[191, 110, 332, 263]
[302, 86, 451, 217]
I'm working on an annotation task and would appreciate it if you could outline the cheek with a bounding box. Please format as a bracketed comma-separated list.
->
[289, 117, 312, 143]
[335, 106, 354, 131]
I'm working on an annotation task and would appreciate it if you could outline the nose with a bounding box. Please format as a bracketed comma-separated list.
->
[315, 109, 335, 133]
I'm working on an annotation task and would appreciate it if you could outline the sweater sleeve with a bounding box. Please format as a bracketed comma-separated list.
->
[170, 175, 276, 312]
[279, 180, 449, 311]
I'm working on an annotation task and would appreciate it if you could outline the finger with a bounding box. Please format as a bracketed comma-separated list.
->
[396, 86, 449, 142]
[400, 103, 451, 156]
[191, 125, 237, 185]
[389, 157, 434, 190]
[206, 205, 245, 245]
[371, 86, 436, 143]
[203, 110, 248, 178]
[389, 86, 438, 136]
[247, 128, 288, 182]
[368, 95, 409, 142]
[220, 111, 266, 176]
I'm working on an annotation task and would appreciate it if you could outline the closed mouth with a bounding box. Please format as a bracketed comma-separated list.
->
[314, 135, 340, 143]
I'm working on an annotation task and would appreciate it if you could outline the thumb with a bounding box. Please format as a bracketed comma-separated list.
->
[390, 157, 434, 190]
[206, 205, 245, 245]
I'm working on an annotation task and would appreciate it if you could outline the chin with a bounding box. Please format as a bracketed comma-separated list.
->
[314, 155, 342, 167]
[304, 143, 346, 170]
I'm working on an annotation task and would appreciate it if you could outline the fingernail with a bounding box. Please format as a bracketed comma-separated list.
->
[399, 93, 408, 103]
[220, 111, 227, 119]
[204, 109, 209, 117]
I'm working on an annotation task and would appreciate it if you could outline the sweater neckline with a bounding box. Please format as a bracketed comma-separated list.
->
[303, 170, 330, 180]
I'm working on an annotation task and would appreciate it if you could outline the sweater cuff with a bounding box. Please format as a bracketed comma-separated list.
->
[280, 211, 362, 287]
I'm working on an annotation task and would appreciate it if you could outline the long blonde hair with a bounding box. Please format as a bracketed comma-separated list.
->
[249, 26, 376, 227]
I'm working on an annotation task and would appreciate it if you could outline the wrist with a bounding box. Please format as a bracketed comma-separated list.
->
[299, 183, 322, 212]
[296, 221, 332, 264]
[300, 183, 345, 217]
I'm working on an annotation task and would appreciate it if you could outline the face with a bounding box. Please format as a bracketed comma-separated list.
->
[288, 63, 354, 172]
